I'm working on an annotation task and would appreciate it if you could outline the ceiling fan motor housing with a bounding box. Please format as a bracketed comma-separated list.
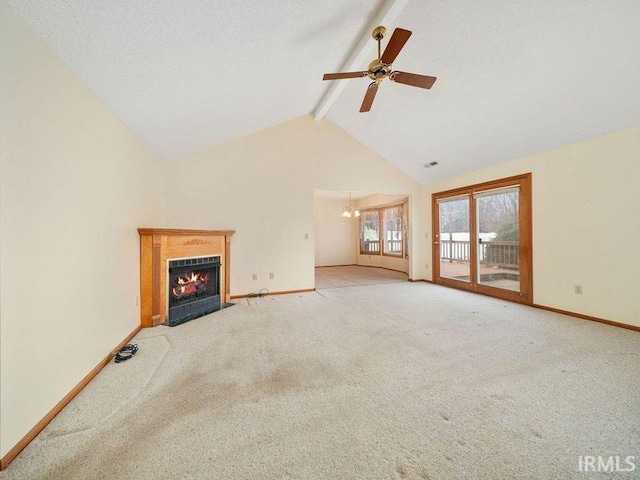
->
[368, 60, 392, 82]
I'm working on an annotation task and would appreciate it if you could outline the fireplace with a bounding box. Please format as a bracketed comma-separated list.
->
[167, 256, 221, 327]
[138, 228, 234, 328]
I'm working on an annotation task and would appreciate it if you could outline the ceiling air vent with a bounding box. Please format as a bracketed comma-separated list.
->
[423, 161, 439, 168]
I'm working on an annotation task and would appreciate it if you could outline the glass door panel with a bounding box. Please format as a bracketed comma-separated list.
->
[476, 188, 520, 292]
[438, 196, 471, 283]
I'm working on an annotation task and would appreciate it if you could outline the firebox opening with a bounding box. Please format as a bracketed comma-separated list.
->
[167, 255, 221, 327]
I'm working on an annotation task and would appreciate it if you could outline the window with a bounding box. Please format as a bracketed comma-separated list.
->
[383, 205, 403, 256]
[360, 210, 380, 253]
[359, 202, 407, 256]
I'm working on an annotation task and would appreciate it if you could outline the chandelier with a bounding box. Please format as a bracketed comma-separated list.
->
[341, 192, 360, 218]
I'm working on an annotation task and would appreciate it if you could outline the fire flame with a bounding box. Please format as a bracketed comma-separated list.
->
[172, 271, 210, 298]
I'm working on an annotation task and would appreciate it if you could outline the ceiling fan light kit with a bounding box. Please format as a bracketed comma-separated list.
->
[323, 26, 437, 113]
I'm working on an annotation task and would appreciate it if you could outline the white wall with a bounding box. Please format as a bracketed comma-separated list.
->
[0, 1, 164, 458]
[354, 194, 410, 274]
[419, 126, 640, 327]
[313, 197, 356, 267]
[163, 115, 421, 295]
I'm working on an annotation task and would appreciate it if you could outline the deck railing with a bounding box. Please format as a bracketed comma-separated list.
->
[362, 240, 402, 254]
[362, 240, 380, 253]
[387, 240, 402, 253]
[440, 240, 519, 269]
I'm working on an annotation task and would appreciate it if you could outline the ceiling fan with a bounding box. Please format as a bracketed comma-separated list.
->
[322, 26, 437, 112]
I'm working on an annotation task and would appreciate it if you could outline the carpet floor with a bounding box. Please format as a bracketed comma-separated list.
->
[2, 282, 639, 479]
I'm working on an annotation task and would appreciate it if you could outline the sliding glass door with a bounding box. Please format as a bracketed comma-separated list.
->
[432, 174, 532, 304]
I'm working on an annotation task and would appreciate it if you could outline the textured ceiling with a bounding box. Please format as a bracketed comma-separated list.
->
[7, 0, 382, 161]
[8, 1, 640, 183]
[327, 0, 640, 182]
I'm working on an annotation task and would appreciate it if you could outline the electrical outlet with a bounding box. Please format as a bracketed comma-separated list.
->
[252, 273, 257, 281]
[304, 233, 309, 240]
[136, 296, 140, 306]
[269, 272, 274, 279]
[425, 263, 429, 269]
[574, 285, 583, 295]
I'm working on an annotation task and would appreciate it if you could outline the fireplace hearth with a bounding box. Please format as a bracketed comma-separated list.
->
[167, 256, 220, 327]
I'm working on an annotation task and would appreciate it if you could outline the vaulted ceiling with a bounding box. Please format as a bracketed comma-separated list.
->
[8, 0, 640, 183]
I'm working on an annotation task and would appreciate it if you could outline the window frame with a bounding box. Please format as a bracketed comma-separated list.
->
[359, 209, 381, 255]
[382, 204, 404, 257]
[359, 201, 408, 257]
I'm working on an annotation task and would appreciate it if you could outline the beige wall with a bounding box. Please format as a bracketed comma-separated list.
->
[420, 126, 640, 327]
[313, 197, 357, 267]
[355, 195, 410, 274]
[2, 0, 638, 460]
[0, 1, 164, 458]
[163, 115, 421, 295]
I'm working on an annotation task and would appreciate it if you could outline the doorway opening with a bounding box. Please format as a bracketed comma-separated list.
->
[314, 190, 410, 289]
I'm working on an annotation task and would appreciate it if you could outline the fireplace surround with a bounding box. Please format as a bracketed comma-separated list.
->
[138, 229, 234, 327]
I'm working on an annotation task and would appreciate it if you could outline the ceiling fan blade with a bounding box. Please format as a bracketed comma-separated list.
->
[323, 71, 369, 81]
[380, 28, 412, 64]
[359, 83, 378, 113]
[391, 71, 437, 89]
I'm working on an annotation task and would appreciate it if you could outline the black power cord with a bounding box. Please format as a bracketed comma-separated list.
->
[115, 344, 138, 363]
[246, 288, 269, 298]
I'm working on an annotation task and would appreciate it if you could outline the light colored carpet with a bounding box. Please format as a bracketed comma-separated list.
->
[2, 282, 639, 479]
[315, 265, 408, 289]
